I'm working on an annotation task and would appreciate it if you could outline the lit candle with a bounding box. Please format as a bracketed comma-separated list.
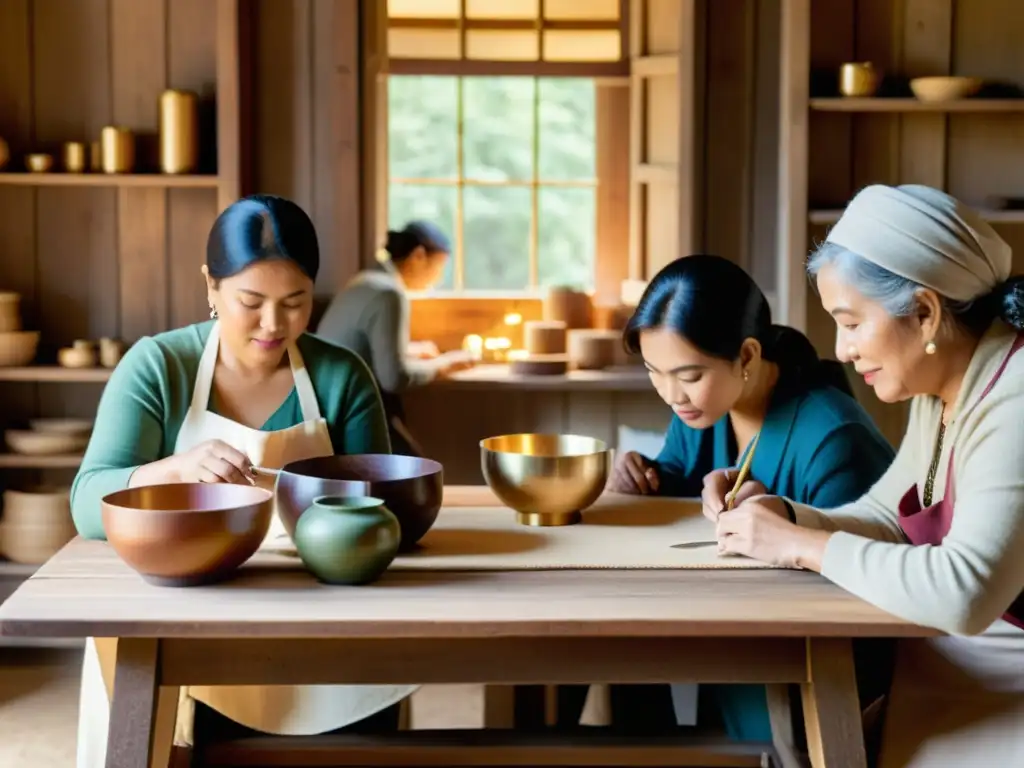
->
[463, 334, 484, 360]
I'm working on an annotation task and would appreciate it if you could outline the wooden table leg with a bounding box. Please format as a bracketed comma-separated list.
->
[106, 638, 161, 768]
[801, 638, 867, 768]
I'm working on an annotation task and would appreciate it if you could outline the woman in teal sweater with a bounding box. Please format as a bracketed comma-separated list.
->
[72, 196, 404, 768]
[601, 255, 896, 741]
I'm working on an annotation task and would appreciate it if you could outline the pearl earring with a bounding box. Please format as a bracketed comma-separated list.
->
[209, 305, 218, 319]
[742, 369, 749, 382]
[925, 341, 937, 355]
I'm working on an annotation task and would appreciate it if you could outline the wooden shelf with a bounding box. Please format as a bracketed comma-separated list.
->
[0, 454, 83, 468]
[0, 561, 38, 577]
[810, 208, 1024, 226]
[0, 173, 220, 188]
[0, 366, 112, 383]
[810, 98, 1024, 113]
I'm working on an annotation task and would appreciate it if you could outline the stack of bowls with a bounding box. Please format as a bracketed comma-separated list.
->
[0, 487, 77, 564]
[0, 293, 39, 367]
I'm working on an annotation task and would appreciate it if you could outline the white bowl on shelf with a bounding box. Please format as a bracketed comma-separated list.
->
[28, 418, 94, 436]
[5, 429, 88, 456]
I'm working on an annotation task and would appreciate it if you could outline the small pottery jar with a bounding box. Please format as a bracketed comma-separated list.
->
[294, 495, 401, 585]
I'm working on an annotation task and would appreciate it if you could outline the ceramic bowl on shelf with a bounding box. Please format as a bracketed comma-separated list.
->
[910, 76, 983, 102]
[25, 153, 54, 173]
[28, 418, 94, 436]
[271, 454, 444, 551]
[480, 433, 610, 527]
[5, 428, 89, 456]
[0, 330, 39, 367]
[101, 483, 273, 587]
[58, 345, 97, 368]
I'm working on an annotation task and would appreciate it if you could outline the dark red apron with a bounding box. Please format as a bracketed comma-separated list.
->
[897, 334, 1024, 631]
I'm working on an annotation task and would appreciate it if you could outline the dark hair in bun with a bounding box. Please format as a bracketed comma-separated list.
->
[384, 221, 451, 263]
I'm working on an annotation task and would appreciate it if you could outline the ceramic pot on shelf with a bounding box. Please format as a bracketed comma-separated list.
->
[293, 495, 401, 585]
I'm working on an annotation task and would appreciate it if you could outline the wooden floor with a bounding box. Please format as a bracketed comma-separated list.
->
[0, 646, 82, 767]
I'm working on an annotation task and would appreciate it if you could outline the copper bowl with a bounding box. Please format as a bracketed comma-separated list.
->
[480, 433, 610, 527]
[101, 483, 273, 587]
[273, 454, 443, 551]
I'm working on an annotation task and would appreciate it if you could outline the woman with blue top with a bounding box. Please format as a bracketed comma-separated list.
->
[72, 196, 415, 768]
[601, 254, 896, 741]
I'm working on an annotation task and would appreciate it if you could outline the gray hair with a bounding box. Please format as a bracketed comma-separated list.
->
[806, 242, 993, 333]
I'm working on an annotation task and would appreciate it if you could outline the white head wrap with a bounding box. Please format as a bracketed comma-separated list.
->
[825, 184, 1012, 302]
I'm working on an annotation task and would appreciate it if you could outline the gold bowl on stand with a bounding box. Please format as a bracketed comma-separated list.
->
[480, 433, 610, 527]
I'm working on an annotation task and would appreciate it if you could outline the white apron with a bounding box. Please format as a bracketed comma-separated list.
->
[76, 322, 418, 768]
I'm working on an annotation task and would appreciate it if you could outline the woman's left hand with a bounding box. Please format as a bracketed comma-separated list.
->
[715, 495, 830, 571]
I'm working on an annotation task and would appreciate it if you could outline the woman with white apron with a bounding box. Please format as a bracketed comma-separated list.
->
[706, 185, 1024, 766]
[69, 195, 416, 768]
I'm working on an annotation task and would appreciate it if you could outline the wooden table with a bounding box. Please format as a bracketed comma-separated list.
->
[0, 486, 936, 768]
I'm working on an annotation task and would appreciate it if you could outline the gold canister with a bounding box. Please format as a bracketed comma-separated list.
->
[100, 126, 135, 174]
[839, 62, 880, 97]
[159, 89, 199, 174]
[63, 142, 86, 173]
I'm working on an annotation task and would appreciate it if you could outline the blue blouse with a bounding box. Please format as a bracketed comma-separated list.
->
[649, 374, 895, 742]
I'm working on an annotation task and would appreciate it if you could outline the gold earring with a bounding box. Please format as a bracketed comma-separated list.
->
[209, 304, 218, 319]
[925, 340, 936, 355]
[742, 369, 749, 382]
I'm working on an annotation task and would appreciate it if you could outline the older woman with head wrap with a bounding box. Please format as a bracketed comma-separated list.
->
[701, 184, 1024, 766]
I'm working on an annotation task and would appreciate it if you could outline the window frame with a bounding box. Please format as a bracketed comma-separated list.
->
[388, 74, 600, 294]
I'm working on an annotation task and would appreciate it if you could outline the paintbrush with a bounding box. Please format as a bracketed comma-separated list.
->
[724, 431, 760, 512]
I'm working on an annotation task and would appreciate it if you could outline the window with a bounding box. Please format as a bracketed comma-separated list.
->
[387, 75, 597, 293]
[387, 0, 623, 66]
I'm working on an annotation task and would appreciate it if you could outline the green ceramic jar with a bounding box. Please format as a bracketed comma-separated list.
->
[293, 495, 401, 585]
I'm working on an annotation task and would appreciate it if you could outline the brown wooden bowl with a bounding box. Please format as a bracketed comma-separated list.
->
[274, 454, 444, 551]
[101, 483, 273, 587]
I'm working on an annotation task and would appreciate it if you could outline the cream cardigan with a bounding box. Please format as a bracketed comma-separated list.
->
[791, 321, 1024, 636]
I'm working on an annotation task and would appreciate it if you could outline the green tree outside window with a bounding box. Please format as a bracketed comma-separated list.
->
[388, 75, 597, 293]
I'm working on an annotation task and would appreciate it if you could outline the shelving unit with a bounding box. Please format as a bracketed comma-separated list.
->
[0, 367, 112, 383]
[776, 0, 1024, 447]
[0, 0, 250, 636]
[0, 173, 221, 188]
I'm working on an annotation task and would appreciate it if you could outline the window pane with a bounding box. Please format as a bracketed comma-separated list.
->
[462, 77, 536, 181]
[466, 0, 538, 19]
[543, 30, 621, 61]
[463, 186, 531, 291]
[388, 0, 460, 18]
[388, 28, 461, 59]
[388, 76, 458, 180]
[465, 30, 540, 61]
[538, 79, 595, 180]
[388, 183, 457, 290]
[538, 186, 595, 291]
[544, 0, 620, 20]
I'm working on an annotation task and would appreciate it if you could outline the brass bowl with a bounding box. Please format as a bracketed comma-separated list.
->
[839, 62, 880, 97]
[101, 483, 273, 587]
[25, 153, 53, 173]
[480, 433, 610, 527]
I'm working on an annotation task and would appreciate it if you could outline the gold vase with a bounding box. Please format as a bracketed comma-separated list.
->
[100, 126, 135, 174]
[159, 89, 199, 174]
[63, 142, 86, 173]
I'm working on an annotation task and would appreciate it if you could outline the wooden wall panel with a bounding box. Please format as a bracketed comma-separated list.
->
[112, 0, 170, 341]
[702, 0, 755, 267]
